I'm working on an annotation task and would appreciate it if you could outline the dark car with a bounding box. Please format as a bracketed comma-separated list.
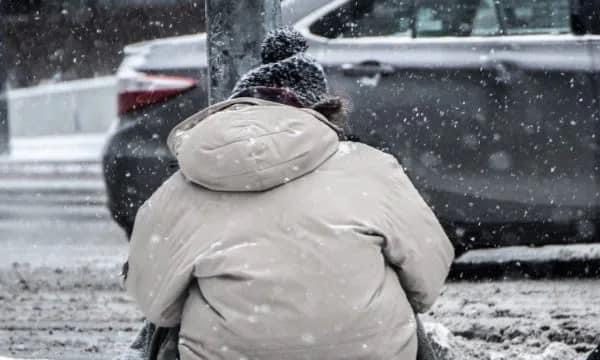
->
[103, 0, 600, 254]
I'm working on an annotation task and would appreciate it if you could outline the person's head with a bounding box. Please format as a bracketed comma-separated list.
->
[230, 27, 347, 130]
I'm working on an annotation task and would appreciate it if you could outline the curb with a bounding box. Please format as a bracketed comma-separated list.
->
[450, 258, 600, 280]
[450, 243, 600, 280]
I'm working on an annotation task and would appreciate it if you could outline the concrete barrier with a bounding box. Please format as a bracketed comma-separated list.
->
[7, 76, 117, 137]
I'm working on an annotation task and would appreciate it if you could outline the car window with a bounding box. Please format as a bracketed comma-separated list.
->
[309, 0, 413, 39]
[414, 0, 482, 37]
[499, 0, 571, 35]
[471, 0, 501, 36]
[310, 0, 571, 40]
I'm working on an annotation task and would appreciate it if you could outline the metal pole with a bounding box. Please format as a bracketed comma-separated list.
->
[205, 0, 282, 104]
[0, 28, 9, 155]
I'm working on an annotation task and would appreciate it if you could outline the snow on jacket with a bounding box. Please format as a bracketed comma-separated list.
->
[126, 98, 455, 360]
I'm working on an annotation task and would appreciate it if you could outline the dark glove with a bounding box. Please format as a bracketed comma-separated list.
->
[588, 344, 600, 360]
[415, 314, 439, 360]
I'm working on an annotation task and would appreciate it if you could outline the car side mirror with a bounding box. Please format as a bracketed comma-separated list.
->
[571, 0, 600, 35]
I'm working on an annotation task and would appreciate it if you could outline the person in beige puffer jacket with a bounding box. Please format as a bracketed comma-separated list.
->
[125, 28, 454, 360]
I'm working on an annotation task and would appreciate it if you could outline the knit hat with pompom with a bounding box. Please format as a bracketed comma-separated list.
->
[230, 27, 328, 107]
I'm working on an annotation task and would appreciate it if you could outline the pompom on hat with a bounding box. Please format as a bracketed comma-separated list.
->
[230, 27, 329, 107]
[260, 27, 308, 64]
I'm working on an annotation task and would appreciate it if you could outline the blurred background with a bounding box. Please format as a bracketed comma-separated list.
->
[1, 0, 204, 86]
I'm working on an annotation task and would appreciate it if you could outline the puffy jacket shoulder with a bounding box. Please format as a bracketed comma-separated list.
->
[333, 141, 455, 312]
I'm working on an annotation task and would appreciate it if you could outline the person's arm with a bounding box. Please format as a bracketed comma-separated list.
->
[125, 185, 197, 327]
[378, 155, 454, 313]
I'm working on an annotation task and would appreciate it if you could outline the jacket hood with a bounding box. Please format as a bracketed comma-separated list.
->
[167, 98, 340, 192]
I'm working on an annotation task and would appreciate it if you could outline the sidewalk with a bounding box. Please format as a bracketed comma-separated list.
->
[0, 134, 108, 221]
[451, 243, 600, 279]
[0, 133, 107, 163]
[0, 133, 106, 186]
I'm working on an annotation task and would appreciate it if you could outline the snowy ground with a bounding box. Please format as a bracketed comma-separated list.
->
[424, 280, 599, 359]
[0, 214, 597, 360]
[1, 260, 598, 359]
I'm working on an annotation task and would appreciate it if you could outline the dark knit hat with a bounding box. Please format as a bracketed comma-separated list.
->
[230, 27, 329, 107]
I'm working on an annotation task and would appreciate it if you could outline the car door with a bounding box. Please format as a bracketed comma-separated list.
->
[486, 0, 600, 233]
[298, 0, 512, 228]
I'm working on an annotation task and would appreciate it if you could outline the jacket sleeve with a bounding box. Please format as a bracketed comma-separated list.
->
[377, 155, 455, 313]
[125, 184, 197, 327]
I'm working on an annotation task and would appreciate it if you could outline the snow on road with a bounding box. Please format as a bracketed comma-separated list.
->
[458, 243, 600, 264]
[425, 280, 599, 359]
[1, 134, 107, 163]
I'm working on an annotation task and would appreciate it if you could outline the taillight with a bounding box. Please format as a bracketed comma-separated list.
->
[117, 72, 198, 115]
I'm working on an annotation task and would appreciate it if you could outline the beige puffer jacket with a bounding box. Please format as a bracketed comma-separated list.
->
[126, 98, 454, 360]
